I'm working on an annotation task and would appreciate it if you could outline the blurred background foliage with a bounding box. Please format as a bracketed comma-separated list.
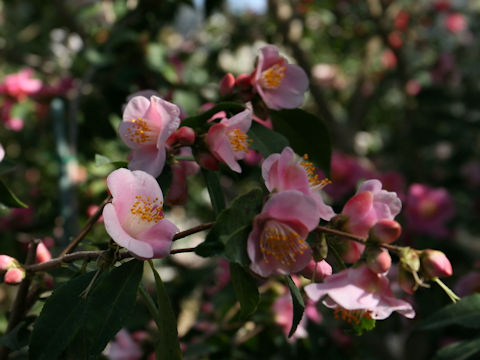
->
[0, 0, 479, 359]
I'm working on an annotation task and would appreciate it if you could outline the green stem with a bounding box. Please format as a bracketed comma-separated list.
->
[433, 277, 461, 303]
[175, 155, 195, 161]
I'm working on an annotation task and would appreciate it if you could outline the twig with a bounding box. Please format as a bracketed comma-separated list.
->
[173, 222, 214, 241]
[60, 194, 112, 256]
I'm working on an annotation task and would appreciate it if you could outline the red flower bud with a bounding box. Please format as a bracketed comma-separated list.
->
[4, 268, 25, 285]
[398, 267, 416, 295]
[421, 249, 453, 278]
[176, 126, 196, 146]
[235, 73, 252, 89]
[196, 152, 219, 171]
[219, 73, 236, 97]
[298, 260, 332, 282]
[370, 219, 402, 244]
[366, 248, 392, 274]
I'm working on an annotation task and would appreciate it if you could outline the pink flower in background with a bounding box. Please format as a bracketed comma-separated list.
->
[252, 45, 309, 110]
[445, 13, 467, 33]
[0, 143, 4, 162]
[105, 329, 142, 360]
[5, 117, 24, 131]
[305, 265, 415, 320]
[165, 147, 200, 206]
[103, 168, 178, 259]
[206, 108, 252, 173]
[405, 183, 455, 238]
[376, 171, 406, 201]
[262, 147, 335, 220]
[455, 271, 480, 297]
[248, 190, 319, 277]
[119, 95, 181, 177]
[1, 69, 42, 100]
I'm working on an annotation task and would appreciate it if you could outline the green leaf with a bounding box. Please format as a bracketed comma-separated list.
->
[158, 165, 173, 197]
[182, 102, 246, 129]
[0, 179, 27, 208]
[270, 109, 331, 174]
[0, 321, 29, 350]
[248, 121, 289, 157]
[419, 294, 480, 330]
[195, 188, 263, 257]
[95, 154, 128, 168]
[81, 260, 144, 356]
[29, 271, 95, 360]
[0, 160, 18, 175]
[224, 226, 252, 265]
[229, 263, 260, 318]
[147, 261, 182, 360]
[286, 275, 305, 338]
[434, 338, 480, 360]
[202, 169, 226, 216]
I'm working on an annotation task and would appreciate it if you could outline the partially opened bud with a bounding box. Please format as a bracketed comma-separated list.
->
[235, 73, 252, 88]
[0, 255, 19, 271]
[176, 126, 195, 146]
[4, 267, 25, 285]
[196, 152, 219, 171]
[219, 73, 236, 97]
[370, 219, 402, 244]
[366, 247, 392, 274]
[421, 249, 453, 279]
[298, 259, 332, 281]
[398, 267, 416, 295]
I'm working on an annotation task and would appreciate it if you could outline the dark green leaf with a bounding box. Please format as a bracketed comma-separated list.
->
[419, 294, 480, 330]
[202, 169, 225, 216]
[434, 338, 480, 360]
[286, 275, 305, 338]
[195, 188, 263, 257]
[248, 121, 289, 157]
[81, 259, 144, 356]
[0, 321, 29, 350]
[147, 261, 182, 360]
[182, 102, 246, 129]
[224, 225, 252, 265]
[158, 165, 173, 197]
[229, 263, 260, 318]
[29, 271, 95, 360]
[0, 179, 27, 208]
[270, 109, 331, 174]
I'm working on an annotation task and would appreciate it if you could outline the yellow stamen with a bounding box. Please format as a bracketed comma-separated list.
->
[130, 195, 163, 223]
[300, 154, 331, 189]
[333, 306, 372, 325]
[228, 128, 251, 153]
[260, 222, 309, 265]
[125, 117, 153, 144]
[260, 63, 287, 89]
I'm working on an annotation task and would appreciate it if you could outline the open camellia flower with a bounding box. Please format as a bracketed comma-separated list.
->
[103, 168, 178, 259]
[248, 190, 320, 277]
[119, 95, 181, 177]
[305, 265, 415, 320]
[206, 108, 252, 173]
[252, 45, 309, 110]
[262, 146, 335, 221]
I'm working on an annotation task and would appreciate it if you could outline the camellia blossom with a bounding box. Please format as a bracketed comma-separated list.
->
[247, 190, 320, 277]
[206, 108, 252, 173]
[252, 45, 309, 110]
[103, 168, 178, 259]
[262, 146, 335, 221]
[305, 265, 415, 320]
[119, 95, 181, 177]
[0, 68, 42, 100]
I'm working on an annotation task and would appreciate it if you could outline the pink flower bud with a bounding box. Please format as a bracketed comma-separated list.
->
[4, 268, 25, 284]
[196, 152, 219, 171]
[29, 241, 52, 264]
[366, 248, 392, 274]
[219, 73, 236, 97]
[370, 219, 402, 244]
[176, 126, 195, 146]
[0, 255, 19, 271]
[398, 267, 416, 295]
[235, 73, 252, 88]
[421, 249, 453, 278]
[298, 260, 332, 281]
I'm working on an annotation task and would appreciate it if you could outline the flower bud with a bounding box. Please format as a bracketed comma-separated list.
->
[421, 249, 453, 279]
[176, 126, 196, 146]
[0, 255, 19, 271]
[298, 260, 332, 282]
[219, 73, 236, 97]
[4, 267, 25, 285]
[35, 241, 52, 264]
[365, 247, 392, 274]
[398, 267, 416, 295]
[196, 152, 219, 171]
[370, 219, 402, 244]
[400, 247, 420, 273]
[235, 73, 252, 88]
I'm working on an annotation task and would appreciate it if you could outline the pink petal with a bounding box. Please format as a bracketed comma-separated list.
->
[123, 96, 150, 123]
[225, 108, 252, 133]
[137, 219, 178, 258]
[128, 146, 166, 178]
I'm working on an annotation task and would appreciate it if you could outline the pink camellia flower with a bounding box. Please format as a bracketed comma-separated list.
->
[252, 45, 309, 110]
[247, 190, 319, 277]
[1, 69, 42, 100]
[103, 168, 178, 259]
[119, 95, 181, 177]
[262, 147, 335, 220]
[405, 183, 455, 238]
[445, 13, 467, 34]
[165, 147, 200, 206]
[305, 265, 415, 320]
[205, 108, 252, 173]
[4, 267, 26, 285]
[105, 329, 142, 360]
